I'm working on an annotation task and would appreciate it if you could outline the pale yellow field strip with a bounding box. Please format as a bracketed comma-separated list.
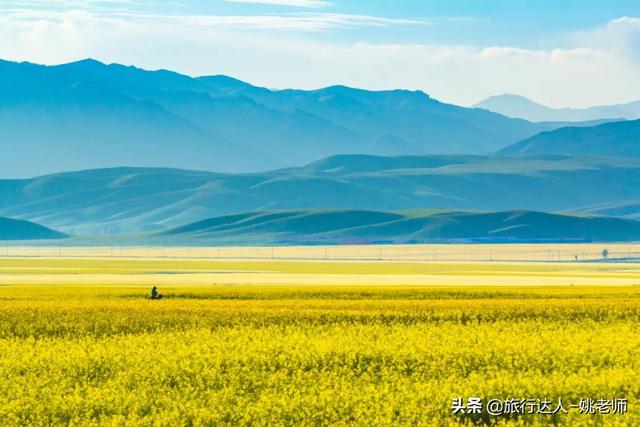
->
[3, 243, 640, 262]
[2, 247, 640, 288]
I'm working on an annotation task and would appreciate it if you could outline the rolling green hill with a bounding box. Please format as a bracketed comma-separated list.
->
[2, 155, 640, 235]
[159, 209, 640, 244]
[0, 217, 67, 240]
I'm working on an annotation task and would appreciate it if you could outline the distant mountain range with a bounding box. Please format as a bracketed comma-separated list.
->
[3, 58, 640, 242]
[500, 120, 640, 157]
[159, 209, 640, 244]
[2, 155, 640, 235]
[0, 59, 601, 178]
[0, 217, 66, 240]
[475, 94, 640, 123]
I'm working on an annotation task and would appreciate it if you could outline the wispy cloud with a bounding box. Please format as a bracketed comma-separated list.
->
[224, 0, 331, 8]
[3, 7, 430, 31]
[0, 0, 146, 6]
[0, 0, 428, 31]
[169, 13, 429, 30]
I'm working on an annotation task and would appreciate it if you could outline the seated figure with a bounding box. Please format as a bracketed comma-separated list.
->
[150, 286, 163, 300]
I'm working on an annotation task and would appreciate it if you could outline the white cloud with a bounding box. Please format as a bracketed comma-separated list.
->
[608, 16, 640, 30]
[605, 16, 640, 58]
[224, 0, 331, 8]
[572, 16, 640, 61]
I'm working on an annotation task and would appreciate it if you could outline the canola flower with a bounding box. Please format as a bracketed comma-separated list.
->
[0, 276, 639, 424]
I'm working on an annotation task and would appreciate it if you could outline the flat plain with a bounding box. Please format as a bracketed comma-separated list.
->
[1, 245, 639, 425]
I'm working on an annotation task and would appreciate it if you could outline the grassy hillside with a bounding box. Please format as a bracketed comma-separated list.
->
[2, 155, 640, 235]
[159, 209, 640, 244]
[0, 217, 66, 240]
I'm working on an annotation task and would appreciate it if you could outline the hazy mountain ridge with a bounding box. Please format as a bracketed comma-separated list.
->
[199, 78, 590, 153]
[0, 59, 592, 178]
[2, 155, 640, 235]
[499, 119, 640, 157]
[475, 94, 640, 122]
[159, 209, 640, 244]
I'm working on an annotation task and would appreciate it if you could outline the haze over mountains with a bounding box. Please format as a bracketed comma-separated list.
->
[2, 155, 640, 235]
[476, 94, 640, 123]
[0, 58, 602, 178]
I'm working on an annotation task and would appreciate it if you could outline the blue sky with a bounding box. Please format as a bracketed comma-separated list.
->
[1, 1, 639, 106]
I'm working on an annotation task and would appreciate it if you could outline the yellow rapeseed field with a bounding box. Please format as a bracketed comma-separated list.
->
[0, 254, 639, 425]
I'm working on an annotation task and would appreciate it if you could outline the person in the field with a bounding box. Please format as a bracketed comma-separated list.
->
[150, 286, 163, 300]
